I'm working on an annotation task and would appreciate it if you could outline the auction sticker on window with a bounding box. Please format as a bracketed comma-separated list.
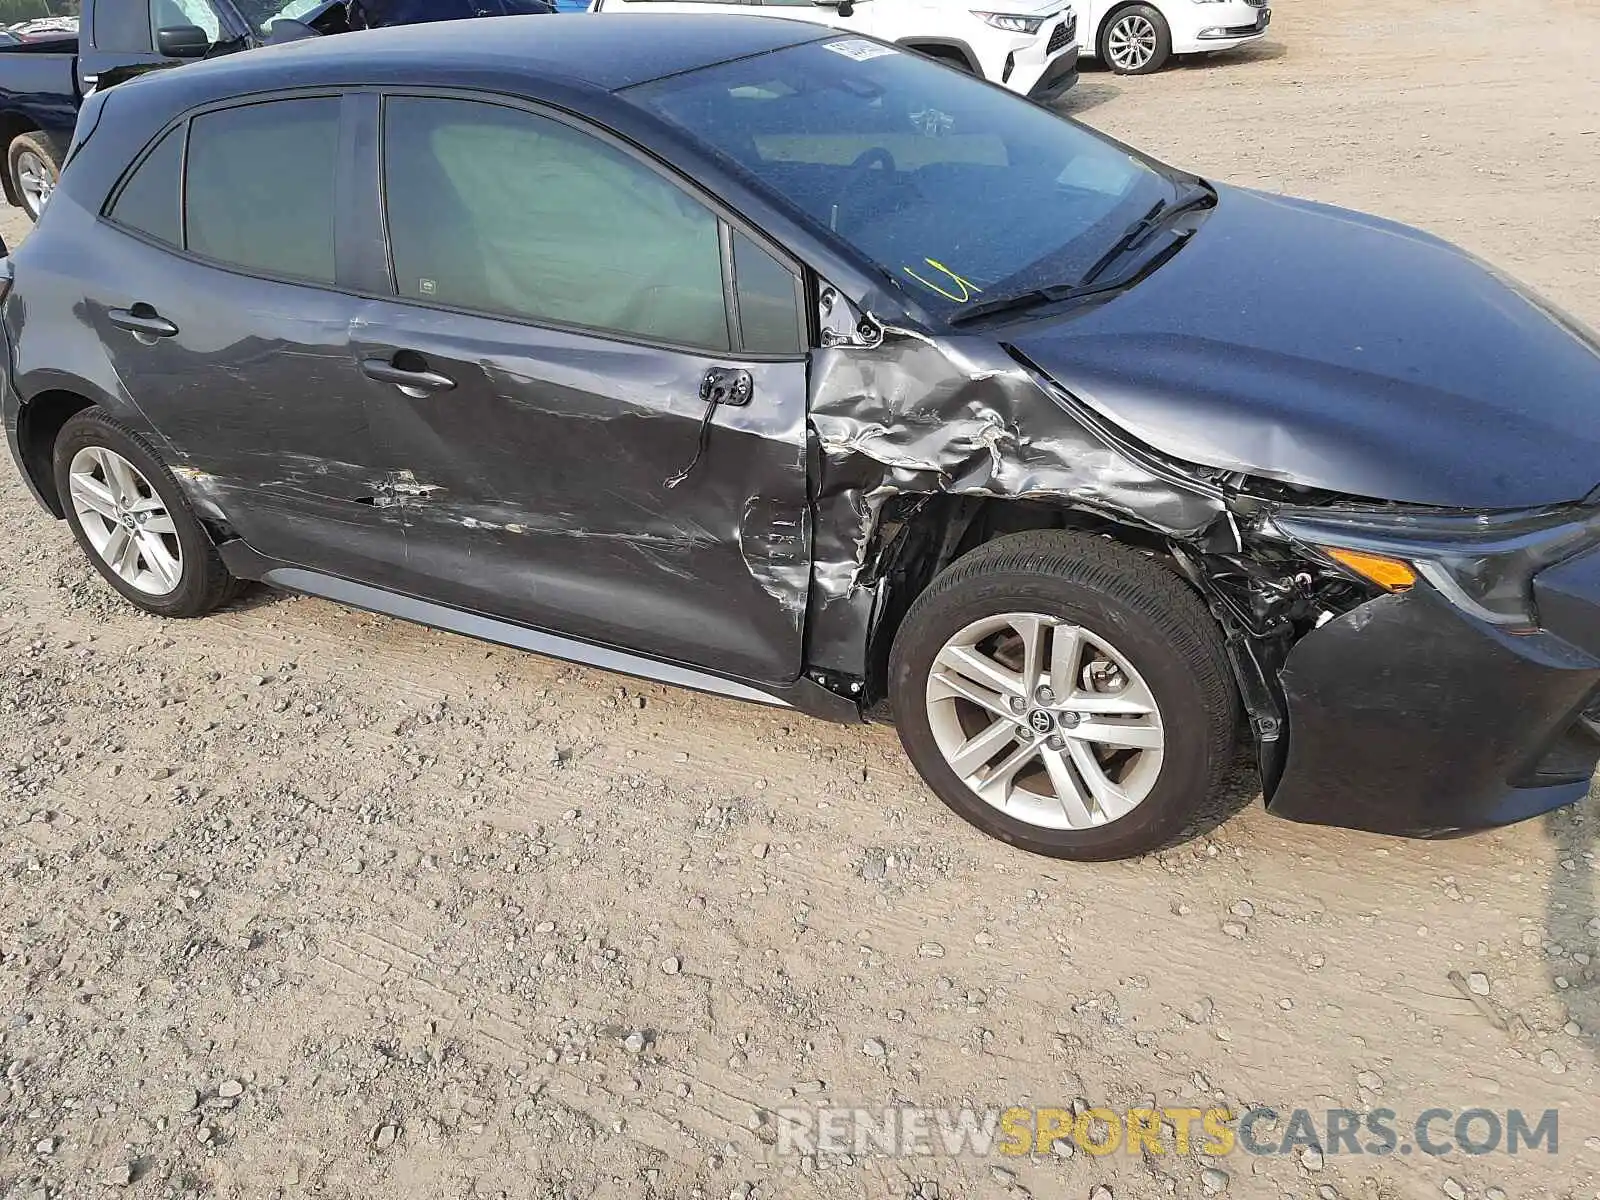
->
[822, 39, 898, 61]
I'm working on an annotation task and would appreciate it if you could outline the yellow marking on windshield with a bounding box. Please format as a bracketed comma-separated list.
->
[904, 258, 984, 304]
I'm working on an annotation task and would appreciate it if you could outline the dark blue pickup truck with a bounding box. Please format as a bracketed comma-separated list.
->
[0, 0, 554, 220]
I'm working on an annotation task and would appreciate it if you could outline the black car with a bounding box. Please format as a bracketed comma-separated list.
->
[6, 16, 1600, 860]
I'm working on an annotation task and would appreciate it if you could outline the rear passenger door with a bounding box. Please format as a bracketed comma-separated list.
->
[92, 93, 406, 578]
[347, 93, 813, 685]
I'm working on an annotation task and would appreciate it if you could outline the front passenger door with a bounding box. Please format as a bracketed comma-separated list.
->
[350, 95, 814, 686]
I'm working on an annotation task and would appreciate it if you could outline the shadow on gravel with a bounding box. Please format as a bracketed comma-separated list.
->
[1544, 789, 1599, 1068]
[1053, 77, 1122, 116]
[1174, 40, 1289, 70]
[1168, 746, 1260, 850]
[220, 582, 290, 616]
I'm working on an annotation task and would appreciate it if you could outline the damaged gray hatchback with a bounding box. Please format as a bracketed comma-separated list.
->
[8, 16, 1600, 860]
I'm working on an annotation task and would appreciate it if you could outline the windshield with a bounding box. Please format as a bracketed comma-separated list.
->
[627, 39, 1178, 318]
[233, 0, 327, 32]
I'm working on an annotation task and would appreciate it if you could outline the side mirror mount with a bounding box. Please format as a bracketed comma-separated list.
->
[155, 25, 212, 58]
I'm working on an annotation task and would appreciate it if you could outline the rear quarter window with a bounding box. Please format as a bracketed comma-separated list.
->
[107, 125, 184, 248]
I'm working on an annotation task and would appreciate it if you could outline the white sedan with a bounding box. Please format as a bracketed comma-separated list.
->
[1079, 0, 1270, 73]
[588, 0, 1083, 102]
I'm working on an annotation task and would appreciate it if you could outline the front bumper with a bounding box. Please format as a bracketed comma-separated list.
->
[1171, 1, 1270, 53]
[1025, 45, 1079, 102]
[992, 12, 1079, 99]
[1266, 556, 1600, 837]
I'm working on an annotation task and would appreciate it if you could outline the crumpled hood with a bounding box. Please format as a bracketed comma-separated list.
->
[1007, 185, 1600, 509]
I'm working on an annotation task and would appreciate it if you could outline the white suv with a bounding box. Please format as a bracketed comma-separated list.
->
[588, 0, 1081, 103]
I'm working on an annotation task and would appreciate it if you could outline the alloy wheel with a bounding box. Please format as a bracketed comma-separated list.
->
[1107, 14, 1159, 71]
[68, 447, 184, 597]
[16, 149, 54, 218]
[924, 611, 1165, 831]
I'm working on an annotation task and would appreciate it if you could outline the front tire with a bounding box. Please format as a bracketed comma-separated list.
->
[8, 131, 64, 221]
[1100, 4, 1172, 74]
[52, 409, 242, 619]
[888, 531, 1237, 860]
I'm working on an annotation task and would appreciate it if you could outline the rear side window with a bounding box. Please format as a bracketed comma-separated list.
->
[108, 126, 184, 248]
[382, 96, 730, 351]
[185, 98, 340, 284]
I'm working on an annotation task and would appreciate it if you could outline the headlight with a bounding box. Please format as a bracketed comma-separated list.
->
[1272, 504, 1600, 631]
[972, 11, 1046, 33]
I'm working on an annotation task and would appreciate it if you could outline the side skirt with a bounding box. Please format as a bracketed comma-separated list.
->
[219, 544, 861, 722]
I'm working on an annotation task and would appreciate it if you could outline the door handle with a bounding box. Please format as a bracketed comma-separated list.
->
[361, 354, 457, 396]
[108, 305, 179, 343]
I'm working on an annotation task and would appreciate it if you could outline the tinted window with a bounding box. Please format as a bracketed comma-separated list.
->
[383, 97, 728, 351]
[109, 126, 183, 247]
[185, 98, 339, 284]
[96, 4, 155, 52]
[733, 232, 802, 355]
[629, 41, 1176, 317]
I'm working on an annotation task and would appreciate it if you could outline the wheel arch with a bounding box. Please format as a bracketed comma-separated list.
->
[895, 38, 982, 74]
[1093, 0, 1159, 54]
[859, 495, 1188, 708]
[14, 381, 230, 541]
[16, 387, 97, 517]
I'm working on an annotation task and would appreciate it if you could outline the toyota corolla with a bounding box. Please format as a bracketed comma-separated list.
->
[5, 16, 1600, 860]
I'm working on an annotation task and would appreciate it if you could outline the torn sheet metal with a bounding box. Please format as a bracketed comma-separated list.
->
[805, 323, 1231, 678]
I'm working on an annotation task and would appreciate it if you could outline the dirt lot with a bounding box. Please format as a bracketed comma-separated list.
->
[5, 1, 1600, 1197]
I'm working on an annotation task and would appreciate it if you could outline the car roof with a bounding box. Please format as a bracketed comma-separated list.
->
[163, 14, 830, 94]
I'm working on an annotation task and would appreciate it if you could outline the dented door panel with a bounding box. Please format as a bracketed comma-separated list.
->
[80, 234, 407, 577]
[347, 302, 812, 685]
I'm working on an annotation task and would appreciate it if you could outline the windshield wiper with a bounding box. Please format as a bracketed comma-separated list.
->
[947, 281, 1104, 326]
[1077, 182, 1214, 288]
[948, 182, 1214, 328]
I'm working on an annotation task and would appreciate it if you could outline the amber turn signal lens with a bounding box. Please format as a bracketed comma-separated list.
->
[1322, 547, 1417, 591]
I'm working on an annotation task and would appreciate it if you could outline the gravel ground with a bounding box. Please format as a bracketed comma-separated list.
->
[4, 2, 1600, 1197]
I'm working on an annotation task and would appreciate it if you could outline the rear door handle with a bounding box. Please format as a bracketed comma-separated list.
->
[108, 305, 179, 343]
[361, 354, 457, 397]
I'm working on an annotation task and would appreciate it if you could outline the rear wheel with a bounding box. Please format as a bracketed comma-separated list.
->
[1101, 4, 1172, 74]
[52, 409, 243, 618]
[889, 531, 1237, 860]
[8, 131, 64, 221]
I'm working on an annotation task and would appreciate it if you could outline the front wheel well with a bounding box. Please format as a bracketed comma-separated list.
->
[863, 496, 1181, 704]
[17, 390, 97, 517]
[898, 41, 980, 74]
[1094, 0, 1170, 56]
